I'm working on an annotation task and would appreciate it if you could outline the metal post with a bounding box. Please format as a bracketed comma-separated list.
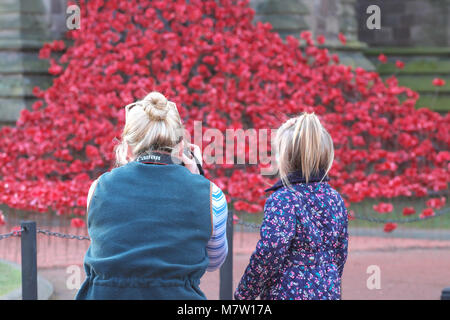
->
[219, 211, 234, 300]
[21, 221, 38, 300]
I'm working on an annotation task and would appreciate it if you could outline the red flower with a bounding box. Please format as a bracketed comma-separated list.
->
[202, 56, 216, 65]
[0, 210, 5, 226]
[51, 40, 66, 51]
[338, 33, 346, 45]
[420, 208, 435, 219]
[331, 54, 339, 64]
[402, 207, 416, 216]
[395, 60, 404, 69]
[316, 35, 325, 45]
[233, 214, 239, 225]
[48, 59, 63, 75]
[32, 86, 44, 98]
[233, 201, 249, 212]
[373, 202, 394, 214]
[436, 151, 450, 163]
[378, 54, 387, 63]
[300, 31, 312, 41]
[426, 197, 446, 209]
[70, 218, 86, 228]
[85, 145, 100, 159]
[383, 223, 397, 233]
[352, 135, 365, 147]
[432, 78, 446, 87]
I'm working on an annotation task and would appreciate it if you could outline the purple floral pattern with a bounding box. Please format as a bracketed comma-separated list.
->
[235, 182, 348, 300]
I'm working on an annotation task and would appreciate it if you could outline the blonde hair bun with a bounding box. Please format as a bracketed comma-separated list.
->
[114, 91, 184, 166]
[142, 91, 169, 121]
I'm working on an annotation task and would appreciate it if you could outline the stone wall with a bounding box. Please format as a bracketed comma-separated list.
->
[357, 0, 450, 47]
[250, 0, 359, 44]
[0, 0, 67, 126]
[249, 0, 373, 70]
[356, 0, 450, 113]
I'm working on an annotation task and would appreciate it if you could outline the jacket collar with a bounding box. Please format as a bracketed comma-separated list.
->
[265, 170, 329, 192]
[135, 151, 177, 165]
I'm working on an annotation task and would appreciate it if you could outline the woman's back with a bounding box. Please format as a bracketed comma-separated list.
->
[269, 182, 348, 300]
[75, 161, 212, 300]
[236, 181, 348, 300]
[287, 182, 348, 257]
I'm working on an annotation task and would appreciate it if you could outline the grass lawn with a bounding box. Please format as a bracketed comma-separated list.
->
[0, 262, 21, 296]
[235, 195, 450, 230]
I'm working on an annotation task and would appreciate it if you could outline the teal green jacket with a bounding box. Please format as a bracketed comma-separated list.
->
[75, 160, 212, 300]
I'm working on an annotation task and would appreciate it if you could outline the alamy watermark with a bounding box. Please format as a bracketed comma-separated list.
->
[172, 121, 278, 176]
[66, 265, 82, 290]
[366, 265, 381, 290]
[66, 4, 81, 30]
[366, 5, 381, 30]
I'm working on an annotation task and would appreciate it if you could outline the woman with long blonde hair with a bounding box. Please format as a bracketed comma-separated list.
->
[76, 92, 228, 300]
[235, 112, 348, 300]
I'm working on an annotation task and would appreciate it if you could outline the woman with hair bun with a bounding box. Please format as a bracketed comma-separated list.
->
[75, 92, 228, 300]
[234, 113, 348, 300]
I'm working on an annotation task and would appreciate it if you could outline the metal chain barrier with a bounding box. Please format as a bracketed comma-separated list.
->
[235, 220, 262, 230]
[0, 227, 89, 241]
[36, 229, 90, 241]
[351, 206, 450, 224]
[234, 206, 450, 230]
[1, 206, 449, 240]
[0, 227, 24, 240]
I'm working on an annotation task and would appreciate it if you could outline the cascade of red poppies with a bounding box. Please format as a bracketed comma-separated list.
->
[0, 0, 448, 229]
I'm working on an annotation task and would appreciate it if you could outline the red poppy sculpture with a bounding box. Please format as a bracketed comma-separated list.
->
[0, 0, 448, 230]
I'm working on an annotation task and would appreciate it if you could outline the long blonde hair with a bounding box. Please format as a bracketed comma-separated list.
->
[275, 112, 334, 186]
[114, 91, 184, 166]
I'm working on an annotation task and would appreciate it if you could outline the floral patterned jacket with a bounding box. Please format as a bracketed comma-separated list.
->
[234, 179, 348, 300]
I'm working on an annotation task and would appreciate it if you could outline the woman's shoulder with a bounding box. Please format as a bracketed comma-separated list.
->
[323, 184, 346, 206]
[210, 182, 226, 205]
[265, 182, 341, 209]
[95, 162, 131, 181]
[265, 186, 302, 210]
[210, 182, 224, 196]
[210, 182, 227, 215]
[86, 165, 124, 197]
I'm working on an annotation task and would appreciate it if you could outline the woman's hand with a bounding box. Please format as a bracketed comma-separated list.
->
[187, 143, 202, 166]
[181, 143, 202, 174]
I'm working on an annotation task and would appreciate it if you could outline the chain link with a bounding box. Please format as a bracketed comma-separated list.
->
[0, 228, 24, 240]
[37, 229, 90, 241]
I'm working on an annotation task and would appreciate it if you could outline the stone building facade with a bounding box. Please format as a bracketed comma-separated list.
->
[0, 0, 449, 126]
[357, 0, 450, 47]
[251, 0, 359, 45]
[0, 0, 67, 125]
[252, 0, 450, 47]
